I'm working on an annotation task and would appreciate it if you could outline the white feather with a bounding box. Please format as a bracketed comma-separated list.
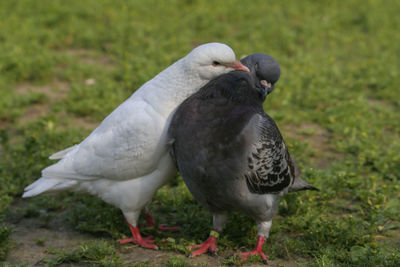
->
[49, 145, 77, 160]
[23, 43, 240, 227]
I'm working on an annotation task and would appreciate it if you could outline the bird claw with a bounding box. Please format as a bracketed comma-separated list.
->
[118, 237, 158, 250]
[234, 250, 268, 264]
[137, 239, 158, 250]
[118, 237, 134, 245]
[188, 243, 204, 249]
[188, 235, 218, 257]
[234, 236, 268, 264]
[143, 212, 179, 232]
[121, 220, 158, 250]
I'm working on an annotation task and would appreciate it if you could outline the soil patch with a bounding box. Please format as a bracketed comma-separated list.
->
[282, 122, 344, 167]
[15, 81, 70, 126]
[60, 49, 118, 69]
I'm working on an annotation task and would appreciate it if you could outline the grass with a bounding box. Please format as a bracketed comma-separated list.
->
[42, 240, 123, 266]
[1, 0, 400, 266]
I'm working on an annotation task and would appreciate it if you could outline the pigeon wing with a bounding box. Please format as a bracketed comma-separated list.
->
[43, 99, 166, 182]
[244, 114, 293, 194]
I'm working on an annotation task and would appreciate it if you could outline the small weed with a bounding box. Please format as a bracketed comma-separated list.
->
[42, 240, 123, 266]
[22, 205, 40, 218]
[131, 261, 155, 267]
[165, 255, 193, 267]
[34, 237, 47, 246]
[0, 225, 12, 260]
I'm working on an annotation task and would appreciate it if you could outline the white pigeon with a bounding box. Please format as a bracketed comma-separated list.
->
[22, 43, 250, 250]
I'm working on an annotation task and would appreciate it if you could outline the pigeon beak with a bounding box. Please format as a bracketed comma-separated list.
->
[257, 80, 274, 100]
[228, 61, 250, 72]
[260, 80, 272, 89]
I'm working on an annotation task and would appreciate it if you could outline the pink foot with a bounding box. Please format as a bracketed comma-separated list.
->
[144, 212, 180, 232]
[235, 236, 268, 264]
[119, 220, 158, 250]
[188, 230, 219, 257]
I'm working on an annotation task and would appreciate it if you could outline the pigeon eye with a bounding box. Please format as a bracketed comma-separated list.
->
[212, 61, 221, 66]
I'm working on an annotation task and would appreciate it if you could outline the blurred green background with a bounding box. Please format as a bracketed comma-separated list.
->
[1, 0, 399, 266]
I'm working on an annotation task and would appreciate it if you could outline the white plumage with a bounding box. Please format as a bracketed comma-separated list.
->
[22, 43, 249, 249]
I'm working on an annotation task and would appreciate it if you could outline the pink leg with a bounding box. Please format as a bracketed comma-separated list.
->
[188, 230, 219, 257]
[118, 219, 158, 250]
[144, 212, 179, 232]
[235, 235, 268, 264]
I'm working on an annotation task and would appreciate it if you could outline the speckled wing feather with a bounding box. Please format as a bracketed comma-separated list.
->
[245, 114, 293, 194]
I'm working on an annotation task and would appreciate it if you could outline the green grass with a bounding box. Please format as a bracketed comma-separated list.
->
[42, 240, 123, 266]
[1, 0, 400, 266]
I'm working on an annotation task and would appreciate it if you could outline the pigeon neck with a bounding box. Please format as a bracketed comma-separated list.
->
[136, 60, 206, 119]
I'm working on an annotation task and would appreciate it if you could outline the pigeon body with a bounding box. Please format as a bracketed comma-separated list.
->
[23, 43, 249, 249]
[168, 54, 316, 261]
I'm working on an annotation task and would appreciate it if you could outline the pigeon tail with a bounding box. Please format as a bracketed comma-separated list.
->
[288, 155, 318, 192]
[289, 176, 318, 192]
[49, 145, 78, 160]
[23, 177, 58, 197]
[22, 175, 77, 198]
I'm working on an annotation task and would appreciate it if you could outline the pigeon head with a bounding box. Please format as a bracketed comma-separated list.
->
[241, 53, 281, 99]
[184, 43, 249, 80]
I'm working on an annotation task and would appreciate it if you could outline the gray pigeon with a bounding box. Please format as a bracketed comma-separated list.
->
[168, 54, 317, 263]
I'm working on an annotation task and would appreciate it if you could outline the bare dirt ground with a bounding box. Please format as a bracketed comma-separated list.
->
[282, 122, 343, 168]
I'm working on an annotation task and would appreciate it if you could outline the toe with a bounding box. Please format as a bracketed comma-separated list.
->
[188, 243, 203, 250]
[189, 247, 208, 258]
[118, 238, 134, 244]
[142, 242, 158, 250]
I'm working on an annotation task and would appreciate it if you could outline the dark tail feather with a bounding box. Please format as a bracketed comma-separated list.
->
[287, 155, 319, 192]
[289, 177, 319, 192]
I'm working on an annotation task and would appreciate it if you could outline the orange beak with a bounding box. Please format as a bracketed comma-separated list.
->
[228, 60, 250, 72]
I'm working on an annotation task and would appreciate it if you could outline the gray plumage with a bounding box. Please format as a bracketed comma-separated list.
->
[167, 54, 317, 261]
[241, 53, 281, 98]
